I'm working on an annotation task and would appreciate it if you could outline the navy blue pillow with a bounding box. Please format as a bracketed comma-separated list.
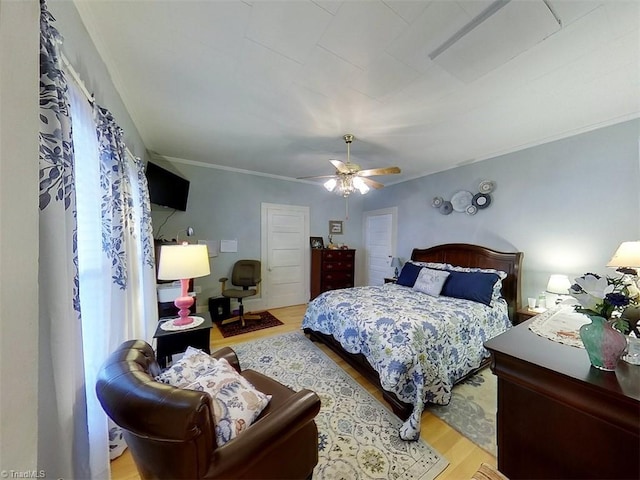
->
[440, 271, 499, 306]
[396, 262, 422, 287]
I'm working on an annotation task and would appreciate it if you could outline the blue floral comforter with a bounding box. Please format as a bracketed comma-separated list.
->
[302, 283, 511, 440]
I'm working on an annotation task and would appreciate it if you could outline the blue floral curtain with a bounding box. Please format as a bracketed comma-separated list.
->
[38, 0, 91, 478]
[94, 106, 155, 288]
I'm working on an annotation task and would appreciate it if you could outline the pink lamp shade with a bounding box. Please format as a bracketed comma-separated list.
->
[157, 244, 210, 326]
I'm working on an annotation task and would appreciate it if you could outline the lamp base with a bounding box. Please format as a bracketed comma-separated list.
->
[174, 294, 195, 326]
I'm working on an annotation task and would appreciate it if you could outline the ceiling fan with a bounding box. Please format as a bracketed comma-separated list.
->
[299, 134, 401, 197]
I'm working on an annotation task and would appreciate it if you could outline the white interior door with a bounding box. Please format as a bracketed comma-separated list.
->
[261, 203, 309, 309]
[363, 207, 397, 285]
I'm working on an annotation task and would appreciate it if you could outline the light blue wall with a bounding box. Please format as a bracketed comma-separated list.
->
[151, 163, 366, 305]
[363, 119, 640, 302]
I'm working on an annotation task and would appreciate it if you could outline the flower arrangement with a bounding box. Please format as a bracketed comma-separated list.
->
[569, 272, 640, 334]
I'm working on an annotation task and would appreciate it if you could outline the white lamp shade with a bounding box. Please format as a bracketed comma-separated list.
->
[353, 176, 370, 194]
[607, 241, 640, 268]
[157, 244, 210, 280]
[324, 178, 337, 192]
[390, 257, 402, 268]
[546, 274, 571, 295]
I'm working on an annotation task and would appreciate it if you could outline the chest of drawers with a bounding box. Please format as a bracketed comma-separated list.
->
[310, 249, 355, 300]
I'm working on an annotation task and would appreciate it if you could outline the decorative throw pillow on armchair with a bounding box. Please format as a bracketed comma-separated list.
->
[156, 347, 271, 446]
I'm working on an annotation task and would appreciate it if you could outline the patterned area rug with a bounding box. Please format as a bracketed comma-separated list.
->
[232, 331, 449, 480]
[428, 368, 497, 456]
[217, 310, 283, 338]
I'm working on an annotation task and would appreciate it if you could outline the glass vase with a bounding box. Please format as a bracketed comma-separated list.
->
[579, 315, 627, 371]
[623, 335, 640, 365]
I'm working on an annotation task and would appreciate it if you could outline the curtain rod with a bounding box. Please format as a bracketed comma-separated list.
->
[60, 53, 139, 162]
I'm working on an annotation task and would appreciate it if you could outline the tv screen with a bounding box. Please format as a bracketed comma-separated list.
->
[145, 161, 190, 211]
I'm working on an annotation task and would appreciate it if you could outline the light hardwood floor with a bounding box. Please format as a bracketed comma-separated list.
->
[111, 304, 496, 479]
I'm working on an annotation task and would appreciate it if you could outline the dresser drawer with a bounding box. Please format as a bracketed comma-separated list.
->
[321, 270, 353, 284]
[322, 250, 355, 262]
[323, 259, 354, 272]
[322, 281, 354, 291]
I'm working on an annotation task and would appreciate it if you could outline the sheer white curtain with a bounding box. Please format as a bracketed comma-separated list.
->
[70, 76, 158, 476]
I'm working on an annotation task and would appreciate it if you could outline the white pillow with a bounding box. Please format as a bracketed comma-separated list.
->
[155, 346, 218, 387]
[413, 268, 450, 296]
[184, 358, 271, 446]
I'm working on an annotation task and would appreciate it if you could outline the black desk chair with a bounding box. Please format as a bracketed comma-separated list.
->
[220, 260, 261, 327]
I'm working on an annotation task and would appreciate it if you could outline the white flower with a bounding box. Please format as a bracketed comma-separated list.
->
[573, 274, 612, 297]
[569, 274, 613, 313]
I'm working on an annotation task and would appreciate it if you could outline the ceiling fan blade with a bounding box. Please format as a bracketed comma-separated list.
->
[330, 159, 350, 173]
[297, 174, 338, 180]
[358, 166, 401, 177]
[360, 177, 385, 189]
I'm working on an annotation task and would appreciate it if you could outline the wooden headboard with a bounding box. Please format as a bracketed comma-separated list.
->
[411, 243, 523, 323]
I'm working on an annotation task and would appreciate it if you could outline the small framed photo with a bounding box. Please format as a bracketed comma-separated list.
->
[310, 236, 324, 249]
[329, 220, 343, 235]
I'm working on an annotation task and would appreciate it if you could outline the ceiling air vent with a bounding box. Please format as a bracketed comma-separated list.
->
[428, 0, 562, 83]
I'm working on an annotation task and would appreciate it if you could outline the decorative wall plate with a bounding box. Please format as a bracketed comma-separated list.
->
[478, 180, 495, 193]
[451, 190, 473, 212]
[432, 196, 443, 208]
[472, 193, 491, 209]
[466, 204, 478, 215]
[439, 201, 453, 215]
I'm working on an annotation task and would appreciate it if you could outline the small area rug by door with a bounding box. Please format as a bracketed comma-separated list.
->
[217, 310, 283, 338]
[232, 331, 448, 480]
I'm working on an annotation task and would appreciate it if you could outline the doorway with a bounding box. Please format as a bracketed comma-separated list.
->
[261, 203, 310, 308]
[363, 207, 397, 285]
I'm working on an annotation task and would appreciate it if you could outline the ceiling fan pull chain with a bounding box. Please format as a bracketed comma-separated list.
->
[345, 196, 349, 220]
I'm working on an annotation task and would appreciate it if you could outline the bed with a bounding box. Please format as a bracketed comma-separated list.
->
[302, 243, 522, 440]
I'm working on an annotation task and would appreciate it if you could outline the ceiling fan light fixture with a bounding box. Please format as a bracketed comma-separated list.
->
[300, 133, 400, 197]
[338, 176, 354, 197]
[324, 178, 337, 192]
[353, 176, 370, 194]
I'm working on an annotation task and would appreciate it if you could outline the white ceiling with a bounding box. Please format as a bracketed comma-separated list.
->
[74, 0, 640, 186]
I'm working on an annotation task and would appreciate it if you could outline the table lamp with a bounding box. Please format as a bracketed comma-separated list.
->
[157, 243, 210, 326]
[546, 274, 571, 304]
[391, 257, 402, 278]
[607, 241, 640, 273]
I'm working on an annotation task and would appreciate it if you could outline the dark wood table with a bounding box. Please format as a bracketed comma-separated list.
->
[484, 319, 640, 480]
[154, 311, 212, 368]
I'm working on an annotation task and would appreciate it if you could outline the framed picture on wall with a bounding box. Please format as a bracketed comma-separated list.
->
[310, 236, 324, 249]
[329, 220, 343, 235]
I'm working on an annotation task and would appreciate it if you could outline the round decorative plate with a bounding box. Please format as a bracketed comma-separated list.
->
[439, 201, 453, 215]
[472, 193, 491, 209]
[432, 196, 443, 208]
[466, 204, 478, 215]
[478, 180, 495, 193]
[451, 190, 473, 212]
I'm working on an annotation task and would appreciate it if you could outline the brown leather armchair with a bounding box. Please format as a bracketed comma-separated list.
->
[96, 340, 321, 479]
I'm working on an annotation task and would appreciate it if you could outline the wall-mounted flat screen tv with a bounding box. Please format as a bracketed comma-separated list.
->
[145, 161, 190, 211]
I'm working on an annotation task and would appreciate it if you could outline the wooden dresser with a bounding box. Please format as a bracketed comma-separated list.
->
[310, 249, 355, 300]
[484, 319, 640, 480]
